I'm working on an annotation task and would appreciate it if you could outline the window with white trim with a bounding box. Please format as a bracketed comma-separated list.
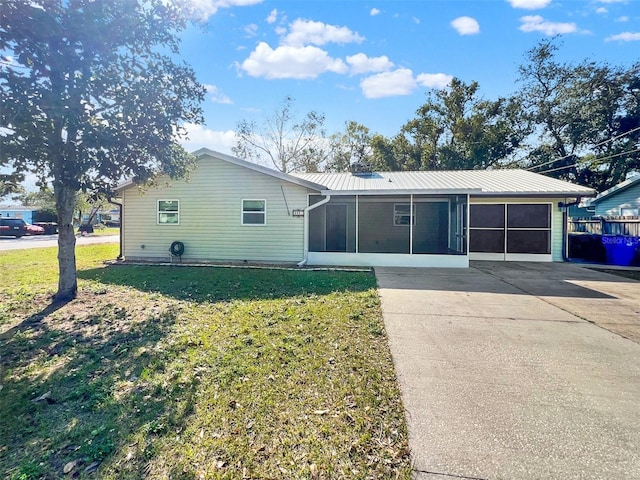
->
[394, 203, 415, 226]
[242, 199, 266, 225]
[621, 207, 639, 217]
[158, 200, 179, 224]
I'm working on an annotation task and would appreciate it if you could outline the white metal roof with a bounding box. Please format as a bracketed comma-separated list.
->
[294, 169, 595, 197]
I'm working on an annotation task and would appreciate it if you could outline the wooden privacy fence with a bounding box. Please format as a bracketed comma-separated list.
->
[569, 217, 640, 237]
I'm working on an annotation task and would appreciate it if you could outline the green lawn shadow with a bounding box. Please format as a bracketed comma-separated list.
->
[78, 264, 374, 302]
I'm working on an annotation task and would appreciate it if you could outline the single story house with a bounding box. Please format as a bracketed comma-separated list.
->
[0, 205, 39, 224]
[117, 148, 594, 268]
[583, 175, 640, 217]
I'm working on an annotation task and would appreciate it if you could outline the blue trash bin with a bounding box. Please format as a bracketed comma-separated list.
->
[601, 235, 639, 266]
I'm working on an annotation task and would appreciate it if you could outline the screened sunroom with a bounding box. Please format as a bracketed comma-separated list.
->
[306, 194, 469, 267]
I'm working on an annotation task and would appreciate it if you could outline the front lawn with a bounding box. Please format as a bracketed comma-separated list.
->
[0, 245, 411, 479]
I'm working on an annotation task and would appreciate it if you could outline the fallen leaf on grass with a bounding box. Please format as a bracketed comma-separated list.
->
[84, 461, 100, 473]
[63, 461, 77, 474]
[32, 391, 52, 403]
[313, 409, 330, 415]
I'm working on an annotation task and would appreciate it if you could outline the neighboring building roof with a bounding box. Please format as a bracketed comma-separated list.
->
[0, 205, 39, 211]
[584, 174, 640, 206]
[294, 169, 595, 197]
[116, 148, 326, 192]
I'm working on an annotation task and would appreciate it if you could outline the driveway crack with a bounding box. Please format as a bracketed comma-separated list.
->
[474, 266, 636, 343]
[413, 468, 491, 480]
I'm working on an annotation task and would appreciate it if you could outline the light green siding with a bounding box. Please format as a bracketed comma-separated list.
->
[470, 197, 565, 262]
[122, 155, 312, 263]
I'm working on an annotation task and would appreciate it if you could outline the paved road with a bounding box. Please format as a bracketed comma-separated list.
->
[0, 234, 119, 251]
[377, 262, 640, 480]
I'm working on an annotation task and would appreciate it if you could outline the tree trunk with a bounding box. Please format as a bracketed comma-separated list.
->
[55, 184, 78, 301]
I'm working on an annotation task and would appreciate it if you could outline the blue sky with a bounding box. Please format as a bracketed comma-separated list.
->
[177, 0, 640, 154]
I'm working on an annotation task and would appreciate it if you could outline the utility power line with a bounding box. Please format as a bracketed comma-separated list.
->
[534, 147, 640, 175]
[527, 125, 640, 172]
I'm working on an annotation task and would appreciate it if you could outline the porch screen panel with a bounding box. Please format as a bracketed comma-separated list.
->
[506, 204, 551, 254]
[308, 196, 356, 253]
[412, 200, 449, 254]
[358, 196, 410, 254]
[469, 204, 505, 253]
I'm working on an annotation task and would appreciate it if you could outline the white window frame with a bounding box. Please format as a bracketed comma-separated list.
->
[157, 199, 180, 225]
[241, 199, 267, 226]
[393, 203, 416, 227]
[620, 207, 638, 217]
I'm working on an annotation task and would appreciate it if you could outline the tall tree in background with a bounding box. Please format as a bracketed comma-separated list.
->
[1, 0, 205, 300]
[374, 78, 526, 172]
[326, 121, 373, 172]
[233, 96, 328, 173]
[517, 38, 640, 191]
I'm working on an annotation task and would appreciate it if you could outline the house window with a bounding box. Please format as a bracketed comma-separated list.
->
[621, 207, 638, 217]
[242, 199, 266, 225]
[394, 203, 415, 226]
[158, 200, 179, 224]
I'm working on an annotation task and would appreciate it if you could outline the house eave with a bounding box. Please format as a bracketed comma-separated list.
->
[319, 188, 482, 196]
[470, 191, 595, 198]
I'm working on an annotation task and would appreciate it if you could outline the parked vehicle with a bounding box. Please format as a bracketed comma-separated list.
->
[25, 223, 45, 235]
[0, 218, 27, 237]
[33, 222, 58, 234]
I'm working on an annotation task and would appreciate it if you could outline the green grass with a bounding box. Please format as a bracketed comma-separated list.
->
[90, 226, 120, 236]
[0, 245, 411, 479]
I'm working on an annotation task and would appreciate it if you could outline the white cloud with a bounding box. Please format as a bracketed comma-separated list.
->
[244, 23, 258, 37]
[239, 42, 347, 79]
[359, 69, 452, 99]
[360, 69, 416, 98]
[282, 19, 365, 47]
[606, 31, 640, 42]
[179, 123, 236, 154]
[412, 17, 421, 25]
[451, 16, 480, 35]
[346, 53, 394, 75]
[370, 8, 381, 16]
[596, 7, 608, 14]
[597, 0, 625, 3]
[519, 15, 578, 35]
[507, 0, 552, 9]
[417, 73, 454, 89]
[204, 84, 233, 104]
[187, 0, 263, 21]
[266, 8, 278, 24]
[617, 16, 629, 22]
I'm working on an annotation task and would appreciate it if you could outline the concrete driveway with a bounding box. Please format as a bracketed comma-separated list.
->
[376, 262, 640, 480]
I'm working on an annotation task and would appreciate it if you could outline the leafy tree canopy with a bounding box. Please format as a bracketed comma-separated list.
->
[516, 38, 640, 191]
[372, 78, 528, 172]
[326, 121, 373, 172]
[0, 0, 205, 299]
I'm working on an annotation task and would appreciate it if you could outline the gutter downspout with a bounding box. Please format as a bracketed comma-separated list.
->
[297, 194, 331, 267]
[108, 197, 123, 261]
[558, 197, 582, 262]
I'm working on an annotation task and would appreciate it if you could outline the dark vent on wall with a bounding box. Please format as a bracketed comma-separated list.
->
[350, 161, 373, 176]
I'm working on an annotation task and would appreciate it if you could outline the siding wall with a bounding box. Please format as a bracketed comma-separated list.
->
[594, 183, 640, 216]
[1, 209, 34, 223]
[122, 156, 312, 263]
[470, 197, 564, 262]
